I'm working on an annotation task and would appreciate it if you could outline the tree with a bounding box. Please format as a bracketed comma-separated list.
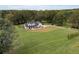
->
[68, 13, 79, 29]
[53, 11, 67, 26]
[0, 18, 14, 53]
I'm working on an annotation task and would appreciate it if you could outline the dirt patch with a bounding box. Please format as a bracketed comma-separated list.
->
[27, 27, 52, 32]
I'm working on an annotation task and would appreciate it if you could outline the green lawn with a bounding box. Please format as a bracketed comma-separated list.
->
[9, 25, 79, 54]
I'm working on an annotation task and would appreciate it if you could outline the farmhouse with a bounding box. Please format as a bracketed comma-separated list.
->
[24, 21, 43, 29]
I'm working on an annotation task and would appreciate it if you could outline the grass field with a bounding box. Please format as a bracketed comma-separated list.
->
[9, 25, 79, 54]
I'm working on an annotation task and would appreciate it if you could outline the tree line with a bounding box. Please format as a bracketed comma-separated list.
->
[0, 9, 79, 29]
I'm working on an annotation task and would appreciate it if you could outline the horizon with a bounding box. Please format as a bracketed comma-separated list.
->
[0, 5, 79, 10]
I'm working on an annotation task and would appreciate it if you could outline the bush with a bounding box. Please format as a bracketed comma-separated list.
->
[0, 18, 14, 53]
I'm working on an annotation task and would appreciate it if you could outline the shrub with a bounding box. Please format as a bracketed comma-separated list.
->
[0, 18, 14, 53]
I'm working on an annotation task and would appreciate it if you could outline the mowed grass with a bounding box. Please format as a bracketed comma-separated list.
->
[10, 25, 79, 54]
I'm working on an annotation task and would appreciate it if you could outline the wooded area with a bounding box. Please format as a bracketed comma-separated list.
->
[0, 9, 79, 29]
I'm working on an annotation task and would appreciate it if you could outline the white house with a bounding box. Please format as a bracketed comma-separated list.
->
[24, 21, 43, 29]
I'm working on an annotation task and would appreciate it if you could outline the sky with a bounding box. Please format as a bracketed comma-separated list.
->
[0, 5, 79, 10]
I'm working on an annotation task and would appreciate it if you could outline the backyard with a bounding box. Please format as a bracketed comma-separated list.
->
[8, 25, 79, 54]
